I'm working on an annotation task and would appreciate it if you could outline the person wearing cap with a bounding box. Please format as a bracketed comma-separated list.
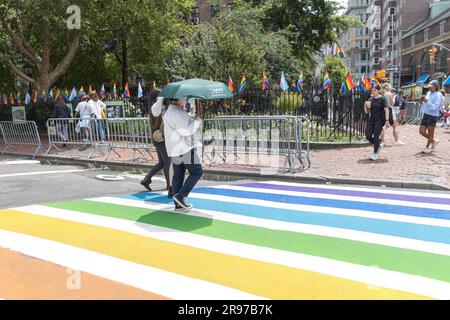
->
[418, 80, 444, 153]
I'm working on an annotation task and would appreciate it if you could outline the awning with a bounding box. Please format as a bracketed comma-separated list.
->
[400, 80, 415, 87]
[416, 73, 430, 86]
[431, 72, 446, 80]
[444, 75, 450, 86]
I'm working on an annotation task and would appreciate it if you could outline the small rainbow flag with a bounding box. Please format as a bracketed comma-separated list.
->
[1, 95, 7, 105]
[100, 84, 106, 100]
[323, 71, 331, 91]
[228, 76, 234, 93]
[262, 73, 270, 90]
[124, 83, 130, 98]
[296, 72, 304, 93]
[15, 92, 21, 105]
[344, 72, 354, 92]
[9, 94, 15, 105]
[63, 88, 70, 101]
[238, 75, 246, 94]
[112, 83, 117, 98]
[78, 86, 85, 98]
[33, 90, 37, 103]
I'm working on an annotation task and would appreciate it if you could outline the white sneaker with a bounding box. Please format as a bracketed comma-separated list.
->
[369, 153, 378, 161]
[431, 139, 439, 150]
[376, 143, 383, 155]
[379, 142, 384, 148]
[421, 147, 431, 154]
[394, 140, 405, 146]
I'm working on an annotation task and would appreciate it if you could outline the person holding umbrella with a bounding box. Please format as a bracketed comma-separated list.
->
[160, 78, 233, 210]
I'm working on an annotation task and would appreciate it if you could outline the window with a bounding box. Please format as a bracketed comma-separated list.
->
[374, 45, 380, 52]
[211, 4, 220, 18]
[424, 29, 429, 41]
[421, 52, 430, 73]
[388, 37, 393, 45]
[360, 53, 368, 61]
[361, 66, 368, 74]
[409, 57, 416, 78]
[389, 7, 396, 15]
[411, 35, 415, 47]
[373, 57, 380, 65]
[365, 39, 370, 48]
[440, 21, 446, 35]
[192, 6, 199, 24]
[374, 32, 380, 39]
[356, 40, 362, 48]
[365, 27, 370, 35]
[437, 48, 447, 72]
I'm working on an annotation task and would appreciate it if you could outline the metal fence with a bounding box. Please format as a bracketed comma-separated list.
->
[46, 118, 154, 162]
[201, 115, 310, 173]
[0, 121, 43, 158]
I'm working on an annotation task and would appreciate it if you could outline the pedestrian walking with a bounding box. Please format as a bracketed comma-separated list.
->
[364, 84, 389, 161]
[398, 95, 407, 125]
[419, 80, 444, 153]
[164, 98, 203, 210]
[54, 96, 71, 146]
[75, 94, 94, 144]
[140, 89, 173, 198]
[380, 83, 405, 146]
[88, 92, 107, 143]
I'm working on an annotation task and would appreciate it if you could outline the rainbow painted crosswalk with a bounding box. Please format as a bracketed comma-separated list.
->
[1, 181, 450, 300]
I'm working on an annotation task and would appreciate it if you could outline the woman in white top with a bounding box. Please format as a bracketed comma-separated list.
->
[380, 83, 405, 146]
[75, 94, 94, 143]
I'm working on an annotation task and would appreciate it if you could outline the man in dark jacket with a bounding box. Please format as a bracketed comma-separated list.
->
[54, 96, 72, 146]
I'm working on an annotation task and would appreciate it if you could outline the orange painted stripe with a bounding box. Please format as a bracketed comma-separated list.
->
[0, 247, 168, 300]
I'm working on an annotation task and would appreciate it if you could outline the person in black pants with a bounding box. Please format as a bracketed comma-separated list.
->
[364, 84, 390, 161]
[54, 96, 72, 147]
[140, 89, 173, 198]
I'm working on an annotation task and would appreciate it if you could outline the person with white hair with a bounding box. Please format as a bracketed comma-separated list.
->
[380, 82, 405, 146]
[418, 80, 444, 153]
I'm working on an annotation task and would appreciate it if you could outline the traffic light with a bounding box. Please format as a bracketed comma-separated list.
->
[429, 47, 439, 64]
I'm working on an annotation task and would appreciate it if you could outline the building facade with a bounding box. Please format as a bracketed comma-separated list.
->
[367, 0, 383, 74]
[191, 0, 234, 24]
[401, 0, 450, 95]
[342, 0, 371, 81]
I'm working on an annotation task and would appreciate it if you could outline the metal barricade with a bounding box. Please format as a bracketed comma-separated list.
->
[0, 121, 43, 159]
[46, 118, 104, 159]
[405, 102, 422, 124]
[202, 115, 311, 173]
[103, 118, 153, 163]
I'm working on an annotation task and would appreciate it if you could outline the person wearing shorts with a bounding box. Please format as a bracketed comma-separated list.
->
[380, 83, 405, 146]
[398, 95, 407, 125]
[419, 80, 444, 153]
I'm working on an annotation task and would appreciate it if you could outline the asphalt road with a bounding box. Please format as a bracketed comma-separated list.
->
[0, 157, 231, 209]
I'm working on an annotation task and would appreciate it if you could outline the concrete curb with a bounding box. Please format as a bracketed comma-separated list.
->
[3, 151, 449, 191]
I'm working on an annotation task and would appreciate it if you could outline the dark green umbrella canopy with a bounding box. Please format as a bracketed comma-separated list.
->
[158, 78, 234, 100]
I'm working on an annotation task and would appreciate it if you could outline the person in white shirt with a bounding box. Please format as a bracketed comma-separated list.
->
[163, 98, 203, 210]
[75, 94, 94, 143]
[380, 83, 405, 146]
[419, 80, 444, 153]
[88, 92, 107, 142]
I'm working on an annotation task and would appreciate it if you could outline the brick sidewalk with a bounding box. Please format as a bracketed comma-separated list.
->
[1, 124, 449, 188]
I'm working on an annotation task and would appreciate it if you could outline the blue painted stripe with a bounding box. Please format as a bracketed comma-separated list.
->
[115, 193, 450, 245]
[193, 187, 450, 221]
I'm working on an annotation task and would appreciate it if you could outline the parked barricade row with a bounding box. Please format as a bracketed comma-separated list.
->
[202, 115, 311, 173]
[46, 118, 154, 162]
[0, 121, 43, 159]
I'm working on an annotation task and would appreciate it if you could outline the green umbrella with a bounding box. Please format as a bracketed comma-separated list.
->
[158, 78, 234, 100]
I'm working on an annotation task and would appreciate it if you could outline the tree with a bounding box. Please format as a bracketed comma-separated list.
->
[322, 55, 349, 92]
[166, 3, 311, 86]
[0, 0, 85, 92]
[247, 0, 359, 59]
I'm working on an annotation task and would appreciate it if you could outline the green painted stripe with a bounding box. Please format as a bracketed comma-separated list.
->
[46, 199, 450, 283]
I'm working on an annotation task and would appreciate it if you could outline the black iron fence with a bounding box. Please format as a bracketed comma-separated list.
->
[0, 87, 370, 142]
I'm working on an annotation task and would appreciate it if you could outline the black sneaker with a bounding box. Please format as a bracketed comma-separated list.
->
[173, 194, 192, 210]
[140, 180, 152, 191]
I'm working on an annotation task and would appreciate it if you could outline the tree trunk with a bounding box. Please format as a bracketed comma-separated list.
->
[121, 30, 128, 89]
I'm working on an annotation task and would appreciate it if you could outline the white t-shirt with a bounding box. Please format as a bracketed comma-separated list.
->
[384, 91, 394, 108]
[75, 101, 93, 118]
[163, 105, 202, 157]
[89, 99, 107, 119]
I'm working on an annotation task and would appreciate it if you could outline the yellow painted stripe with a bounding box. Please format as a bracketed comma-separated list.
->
[0, 209, 429, 300]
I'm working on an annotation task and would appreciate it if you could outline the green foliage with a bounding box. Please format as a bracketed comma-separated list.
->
[275, 92, 303, 114]
[166, 3, 312, 87]
[322, 56, 349, 90]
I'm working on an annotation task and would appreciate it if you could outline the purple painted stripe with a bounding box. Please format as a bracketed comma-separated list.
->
[238, 183, 450, 205]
